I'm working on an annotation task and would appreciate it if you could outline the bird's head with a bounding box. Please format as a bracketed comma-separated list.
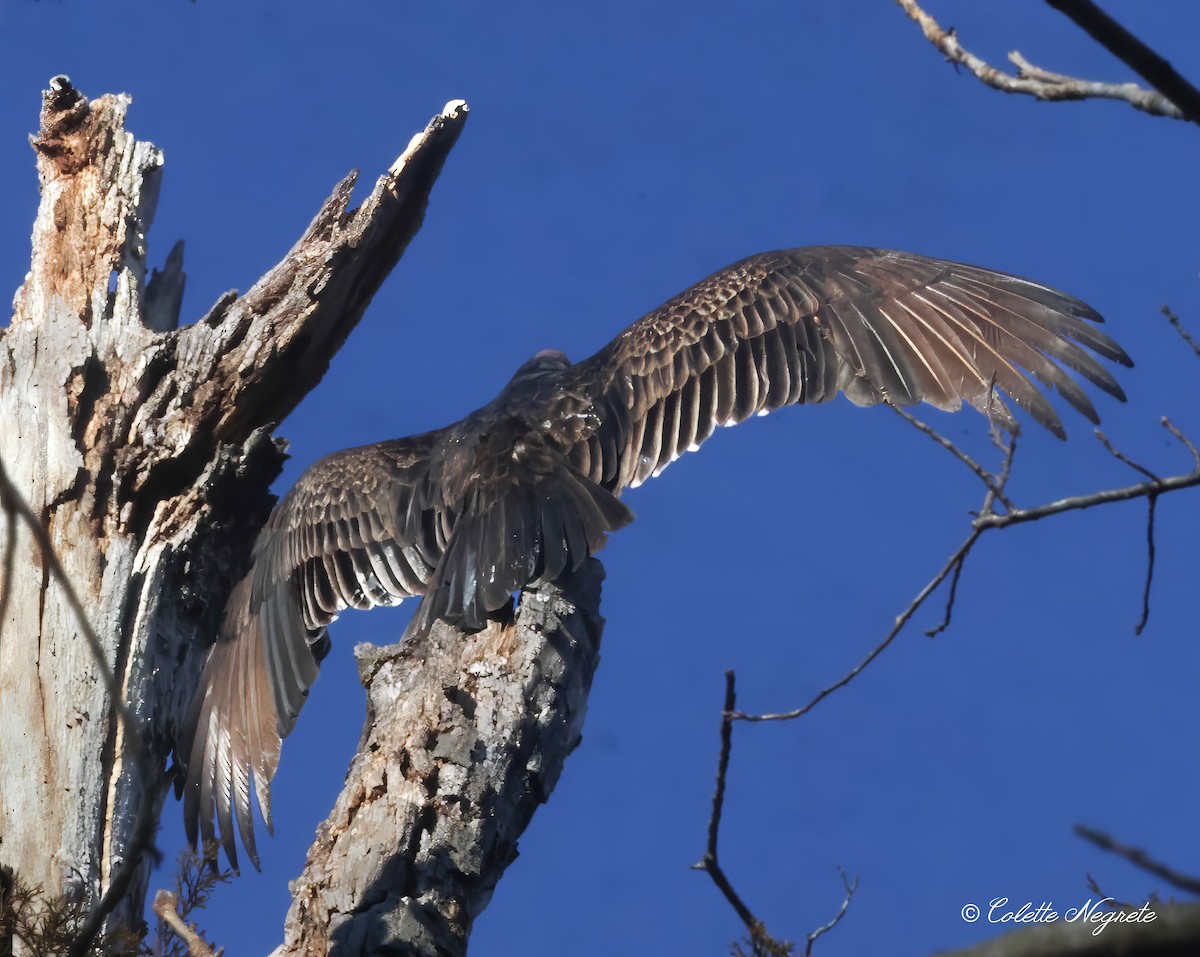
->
[506, 348, 571, 387]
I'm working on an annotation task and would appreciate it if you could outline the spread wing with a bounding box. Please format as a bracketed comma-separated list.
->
[181, 435, 450, 870]
[565, 246, 1131, 491]
[182, 245, 1133, 870]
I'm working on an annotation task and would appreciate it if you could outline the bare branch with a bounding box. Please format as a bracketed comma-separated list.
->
[698, 674, 857, 956]
[693, 673, 768, 938]
[804, 869, 858, 957]
[1164, 417, 1200, 467]
[732, 525, 984, 723]
[925, 552, 967, 638]
[695, 673, 833, 957]
[981, 421, 1018, 521]
[1134, 494, 1158, 635]
[1093, 429, 1162, 634]
[973, 447, 1200, 531]
[193, 98, 470, 446]
[1096, 430, 1159, 481]
[1043, 0, 1200, 124]
[147, 845, 232, 957]
[1163, 306, 1200, 359]
[889, 405, 1013, 510]
[737, 410, 1200, 722]
[1075, 825, 1200, 897]
[894, 0, 1188, 121]
[151, 891, 220, 957]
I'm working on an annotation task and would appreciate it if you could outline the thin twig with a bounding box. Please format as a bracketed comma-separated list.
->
[1163, 306, 1200, 359]
[0, 459, 159, 956]
[1096, 429, 1160, 480]
[1008, 51, 1082, 86]
[694, 674, 796, 955]
[734, 526, 985, 722]
[982, 419, 1018, 518]
[1135, 494, 1157, 635]
[707, 673, 737, 866]
[698, 673, 855, 956]
[1075, 825, 1200, 896]
[755, 406, 1010, 714]
[1164, 416, 1200, 467]
[737, 416, 1200, 722]
[889, 405, 1013, 510]
[694, 673, 765, 933]
[1092, 428, 1161, 634]
[804, 868, 858, 957]
[893, 0, 1187, 121]
[926, 553, 966, 638]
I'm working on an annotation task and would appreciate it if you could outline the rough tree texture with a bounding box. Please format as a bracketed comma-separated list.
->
[0, 77, 469, 946]
[278, 562, 605, 957]
[6, 75, 1191, 957]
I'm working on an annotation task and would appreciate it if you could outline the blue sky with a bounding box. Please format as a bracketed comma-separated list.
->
[2, 1, 1198, 954]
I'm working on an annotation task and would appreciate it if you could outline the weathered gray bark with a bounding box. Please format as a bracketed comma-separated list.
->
[0, 76, 468, 950]
[6, 73, 1190, 957]
[279, 562, 605, 957]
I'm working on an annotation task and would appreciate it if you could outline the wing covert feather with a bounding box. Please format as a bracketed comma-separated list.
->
[568, 246, 1130, 489]
[184, 245, 1133, 870]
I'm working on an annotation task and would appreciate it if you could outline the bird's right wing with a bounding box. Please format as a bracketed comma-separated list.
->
[565, 246, 1131, 491]
[181, 435, 450, 870]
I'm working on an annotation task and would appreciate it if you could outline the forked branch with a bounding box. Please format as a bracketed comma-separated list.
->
[1075, 825, 1200, 897]
[694, 672, 857, 957]
[894, 0, 1199, 123]
[734, 407, 1200, 725]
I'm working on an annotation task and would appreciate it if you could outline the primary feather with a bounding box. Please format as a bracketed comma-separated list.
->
[179, 245, 1131, 869]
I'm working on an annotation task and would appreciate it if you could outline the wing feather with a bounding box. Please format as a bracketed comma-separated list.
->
[567, 246, 1130, 487]
[184, 245, 1133, 871]
[181, 435, 445, 869]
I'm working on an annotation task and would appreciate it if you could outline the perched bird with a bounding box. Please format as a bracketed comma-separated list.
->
[181, 245, 1130, 869]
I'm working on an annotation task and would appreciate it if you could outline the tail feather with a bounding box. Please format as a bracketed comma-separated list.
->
[181, 461, 632, 867]
[413, 465, 633, 636]
[180, 576, 290, 871]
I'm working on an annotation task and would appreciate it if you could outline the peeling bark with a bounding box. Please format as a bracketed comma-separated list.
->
[0, 76, 468, 948]
[280, 563, 605, 957]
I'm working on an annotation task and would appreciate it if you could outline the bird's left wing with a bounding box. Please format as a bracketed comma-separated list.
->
[563, 246, 1131, 491]
[182, 435, 449, 869]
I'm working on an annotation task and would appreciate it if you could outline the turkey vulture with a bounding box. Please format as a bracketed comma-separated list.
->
[181, 245, 1131, 869]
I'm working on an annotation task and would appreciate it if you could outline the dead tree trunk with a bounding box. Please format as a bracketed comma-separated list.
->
[0, 77, 591, 954]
